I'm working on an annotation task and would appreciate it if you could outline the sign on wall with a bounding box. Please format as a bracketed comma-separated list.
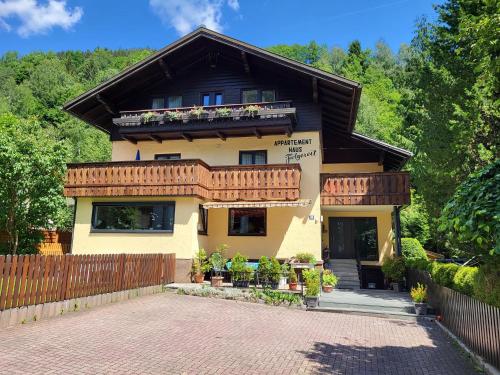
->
[274, 138, 317, 163]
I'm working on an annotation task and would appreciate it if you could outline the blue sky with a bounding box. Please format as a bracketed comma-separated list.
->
[0, 0, 442, 55]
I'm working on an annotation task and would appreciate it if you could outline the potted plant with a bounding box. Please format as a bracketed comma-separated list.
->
[288, 268, 298, 291]
[321, 269, 338, 293]
[189, 105, 208, 119]
[410, 283, 428, 315]
[303, 268, 320, 308]
[257, 256, 272, 287]
[269, 257, 282, 289]
[209, 244, 227, 287]
[381, 256, 405, 292]
[279, 263, 290, 289]
[230, 252, 253, 288]
[192, 248, 210, 283]
[293, 252, 317, 266]
[141, 111, 157, 124]
[215, 107, 232, 118]
[243, 104, 260, 117]
[163, 110, 181, 122]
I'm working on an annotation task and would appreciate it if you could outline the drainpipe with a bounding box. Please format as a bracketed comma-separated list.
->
[394, 206, 402, 257]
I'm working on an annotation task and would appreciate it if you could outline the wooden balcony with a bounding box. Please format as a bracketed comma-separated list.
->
[321, 172, 410, 206]
[64, 160, 301, 201]
[111, 101, 296, 143]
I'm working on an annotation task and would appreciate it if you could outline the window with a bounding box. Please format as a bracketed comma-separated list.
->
[152, 98, 164, 109]
[354, 218, 378, 261]
[198, 205, 208, 235]
[91, 202, 175, 232]
[228, 208, 266, 236]
[201, 92, 223, 106]
[242, 89, 276, 103]
[155, 153, 181, 160]
[167, 96, 182, 108]
[202, 94, 211, 106]
[239, 150, 267, 165]
[242, 89, 259, 104]
[214, 93, 223, 106]
[261, 89, 275, 102]
[328, 217, 378, 261]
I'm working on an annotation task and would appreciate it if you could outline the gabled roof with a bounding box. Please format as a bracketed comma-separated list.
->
[63, 27, 362, 134]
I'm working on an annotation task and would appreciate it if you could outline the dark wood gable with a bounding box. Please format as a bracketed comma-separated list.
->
[63, 27, 411, 171]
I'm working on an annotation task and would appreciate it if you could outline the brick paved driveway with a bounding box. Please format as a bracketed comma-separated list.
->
[0, 293, 478, 374]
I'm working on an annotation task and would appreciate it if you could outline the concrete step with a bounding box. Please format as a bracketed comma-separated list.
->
[329, 260, 357, 265]
[337, 281, 361, 287]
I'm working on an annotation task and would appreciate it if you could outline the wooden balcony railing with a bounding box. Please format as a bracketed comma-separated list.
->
[64, 160, 302, 201]
[113, 101, 296, 127]
[321, 172, 410, 206]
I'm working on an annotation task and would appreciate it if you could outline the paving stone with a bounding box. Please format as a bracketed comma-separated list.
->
[17, 307, 27, 324]
[0, 309, 10, 328]
[0, 293, 480, 374]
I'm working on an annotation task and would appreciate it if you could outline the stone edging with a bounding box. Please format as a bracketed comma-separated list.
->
[435, 320, 500, 375]
[0, 285, 164, 330]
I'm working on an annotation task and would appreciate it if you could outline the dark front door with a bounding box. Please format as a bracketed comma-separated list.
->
[329, 217, 379, 260]
[329, 218, 356, 259]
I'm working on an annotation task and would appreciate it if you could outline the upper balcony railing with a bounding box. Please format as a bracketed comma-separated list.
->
[64, 160, 302, 201]
[320, 172, 410, 206]
[113, 101, 296, 128]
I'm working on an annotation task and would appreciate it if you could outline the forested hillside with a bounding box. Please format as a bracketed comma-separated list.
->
[0, 0, 497, 258]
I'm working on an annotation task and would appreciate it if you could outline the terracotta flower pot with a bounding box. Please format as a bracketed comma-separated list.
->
[194, 273, 204, 284]
[322, 284, 333, 293]
[211, 276, 224, 287]
[289, 282, 298, 291]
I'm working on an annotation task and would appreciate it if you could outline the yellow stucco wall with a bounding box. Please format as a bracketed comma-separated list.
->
[321, 208, 394, 265]
[72, 197, 203, 259]
[71, 132, 400, 263]
[73, 132, 322, 260]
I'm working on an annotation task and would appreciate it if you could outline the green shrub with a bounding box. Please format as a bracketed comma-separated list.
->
[288, 268, 298, 283]
[381, 257, 405, 282]
[430, 262, 460, 288]
[401, 238, 428, 269]
[322, 270, 338, 287]
[295, 252, 317, 264]
[452, 266, 478, 296]
[410, 283, 427, 303]
[230, 252, 253, 281]
[303, 269, 320, 297]
[473, 262, 500, 308]
[270, 257, 282, 283]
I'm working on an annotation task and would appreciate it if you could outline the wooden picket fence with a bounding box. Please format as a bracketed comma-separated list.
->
[408, 269, 500, 370]
[0, 253, 175, 311]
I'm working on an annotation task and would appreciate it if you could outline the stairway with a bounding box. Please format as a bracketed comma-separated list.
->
[329, 259, 360, 289]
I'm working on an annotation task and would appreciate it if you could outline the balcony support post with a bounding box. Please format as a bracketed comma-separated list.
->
[394, 206, 402, 257]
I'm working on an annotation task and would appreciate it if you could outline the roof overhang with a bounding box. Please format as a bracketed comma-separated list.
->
[63, 27, 362, 134]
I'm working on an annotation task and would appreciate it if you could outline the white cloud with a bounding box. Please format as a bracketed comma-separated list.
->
[149, 0, 239, 36]
[227, 0, 239, 11]
[0, 0, 82, 37]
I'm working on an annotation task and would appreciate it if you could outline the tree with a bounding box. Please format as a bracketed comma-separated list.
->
[439, 159, 500, 259]
[401, 1, 499, 218]
[0, 113, 69, 254]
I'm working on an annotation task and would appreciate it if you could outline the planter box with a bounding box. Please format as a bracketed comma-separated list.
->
[322, 285, 334, 293]
[414, 302, 428, 315]
[304, 296, 319, 308]
[211, 276, 224, 288]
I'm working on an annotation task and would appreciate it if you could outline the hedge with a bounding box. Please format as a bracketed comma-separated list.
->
[430, 262, 460, 288]
[452, 266, 478, 296]
[473, 262, 500, 308]
[401, 238, 428, 270]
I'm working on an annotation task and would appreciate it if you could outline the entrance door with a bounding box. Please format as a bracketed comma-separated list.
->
[329, 218, 356, 259]
[329, 217, 379, 260]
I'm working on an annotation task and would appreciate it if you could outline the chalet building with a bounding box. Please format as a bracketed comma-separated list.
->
[63, 28, 411, 285]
